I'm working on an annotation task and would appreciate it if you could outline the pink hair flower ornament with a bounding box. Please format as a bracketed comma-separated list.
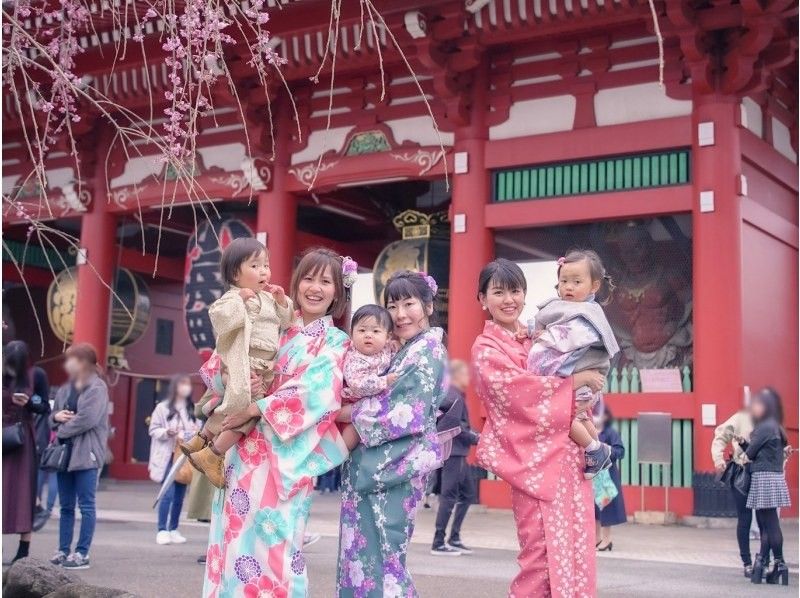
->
[557, 257, 566, 266]
[419, 272, 438, 295]
[341, 256, 359, 289]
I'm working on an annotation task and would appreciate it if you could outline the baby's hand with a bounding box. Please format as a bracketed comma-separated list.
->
[386, 372, 399, 386]
[266, 284, 288, 308]
[239, 288, 257, 301]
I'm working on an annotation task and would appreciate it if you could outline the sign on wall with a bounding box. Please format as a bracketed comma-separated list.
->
[183, 218, 253, 361]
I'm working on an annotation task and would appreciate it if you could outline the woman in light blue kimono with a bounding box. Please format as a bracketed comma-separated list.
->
[202, 249, 355, 598]
[336, 271, 449, 598]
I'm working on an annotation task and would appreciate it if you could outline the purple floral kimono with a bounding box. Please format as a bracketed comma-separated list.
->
[336, 327, 448, 598]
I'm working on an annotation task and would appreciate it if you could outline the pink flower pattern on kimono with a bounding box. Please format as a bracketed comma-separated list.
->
[223, 501, 244, 544]
[243, 575, 288, 598]
[206, 544, 224, 585]
[236, 428, 268, 466]
[266, 393, 305, 437]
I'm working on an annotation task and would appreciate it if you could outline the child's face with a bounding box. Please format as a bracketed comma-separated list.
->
[351, 316, 390, 356]
[558, 259, 600, 302]
[234, 250, 271, 291]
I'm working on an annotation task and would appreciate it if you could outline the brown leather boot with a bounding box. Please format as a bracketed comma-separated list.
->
[187, 446, 225, 489]
[179, 433, 208, 457]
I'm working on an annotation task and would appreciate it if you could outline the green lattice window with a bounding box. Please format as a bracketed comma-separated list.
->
[493, 149, 691, 202]
[2, 240, 75, 271]
[617, 418, 694, 488]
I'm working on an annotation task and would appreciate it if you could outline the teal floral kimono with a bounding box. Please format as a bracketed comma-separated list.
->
[336, 327, 449, 598]
[203, 315, 350, 598]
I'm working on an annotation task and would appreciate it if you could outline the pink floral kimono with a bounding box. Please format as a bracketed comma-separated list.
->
[472, 320, 596, 598]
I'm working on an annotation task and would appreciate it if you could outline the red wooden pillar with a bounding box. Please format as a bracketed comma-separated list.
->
[691, 94, 744, 472]
[72, 201, 116, 366]
[257, 101, 297, 289]
[448, 63, 494, 433]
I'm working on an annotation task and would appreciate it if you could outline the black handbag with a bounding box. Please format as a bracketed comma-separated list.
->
[40, 440, 70, 473]
[2, 422, 26, 454]
[733, 463, 751, 496]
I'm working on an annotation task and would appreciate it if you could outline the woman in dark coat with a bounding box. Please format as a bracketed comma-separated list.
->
[595, 407, 626, 550]
[3, 340, 50, 562]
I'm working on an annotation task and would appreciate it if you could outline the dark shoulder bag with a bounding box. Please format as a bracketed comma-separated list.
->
[40, 385, 79, 472]
[2, 422, 25, 454]
[2, 371, 35, 453]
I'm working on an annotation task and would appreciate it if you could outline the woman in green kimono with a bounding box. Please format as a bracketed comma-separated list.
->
[336, 271, 449, 598]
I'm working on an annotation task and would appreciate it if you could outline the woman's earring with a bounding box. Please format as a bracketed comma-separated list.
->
[481, 305, 487, 311]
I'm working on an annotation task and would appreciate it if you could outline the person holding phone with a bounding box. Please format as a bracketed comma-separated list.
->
[148, 374, 200, 545]
[48, 343, 109, 571]
[2, 340, 50, 563]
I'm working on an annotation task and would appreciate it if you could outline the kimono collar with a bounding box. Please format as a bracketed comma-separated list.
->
[481, 320, 529, 355]
[293, 313, 333, 337]
[402, 326, 444, 346]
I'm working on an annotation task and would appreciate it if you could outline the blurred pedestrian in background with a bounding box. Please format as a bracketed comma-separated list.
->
[594, 407, 626, 551]
[431, 359, 480, 556]
[316, 465, 341, 494]
[49, 343, 109, 571]
[712, 390, 757, 577]
[186, 388, 216, 564]
[2, 340, 50, 563]
[739, 388, 791, 585]
[148, 374, 200, 546]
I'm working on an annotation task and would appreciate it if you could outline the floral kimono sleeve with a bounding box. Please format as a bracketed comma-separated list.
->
[473, 335, 573, 501]
[352, 345, 445, 448]
[256, 330, 347, 442]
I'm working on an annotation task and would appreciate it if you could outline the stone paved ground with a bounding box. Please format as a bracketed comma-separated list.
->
[3, 481, 797, 597]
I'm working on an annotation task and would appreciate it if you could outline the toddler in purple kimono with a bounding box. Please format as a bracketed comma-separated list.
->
[339, 305, 398, 450]
[527, 249, 620, 479]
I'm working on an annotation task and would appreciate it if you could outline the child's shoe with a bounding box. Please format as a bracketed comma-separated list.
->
[179, 433, 208, 457]
[584, 443, 612, 479]
[188, 446, 226, 489]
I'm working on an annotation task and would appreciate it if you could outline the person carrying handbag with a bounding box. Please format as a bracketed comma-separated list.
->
[148, 374, 200, 546]
[712, 398, 756, 578]
[738, 388, 792, 586]
[2, 340, 50, 563]
[48, 343, 109, 571]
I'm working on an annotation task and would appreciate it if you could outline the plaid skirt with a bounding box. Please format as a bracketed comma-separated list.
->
[747, 471, 791, 510]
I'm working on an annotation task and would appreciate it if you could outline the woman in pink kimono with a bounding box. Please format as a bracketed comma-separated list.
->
[472, 258, 604, 598]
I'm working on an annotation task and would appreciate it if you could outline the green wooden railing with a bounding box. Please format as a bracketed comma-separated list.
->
[616, 418, 693, 488]
[2, 240, 74, 271]
[603, 366, 692, 393]
[493, 148, 691, 202]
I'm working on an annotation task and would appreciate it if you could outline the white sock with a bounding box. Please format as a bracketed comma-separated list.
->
[586, 440, 601, 452]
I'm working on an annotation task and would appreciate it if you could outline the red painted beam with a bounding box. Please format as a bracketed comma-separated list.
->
[740, 198, 799, 248]
[740, 129, 799, 194]
[118, 247, 185, 281]
[485, 186, 693, 230]
[2, 262, 55, 288]
[485, 116, 692, 170]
